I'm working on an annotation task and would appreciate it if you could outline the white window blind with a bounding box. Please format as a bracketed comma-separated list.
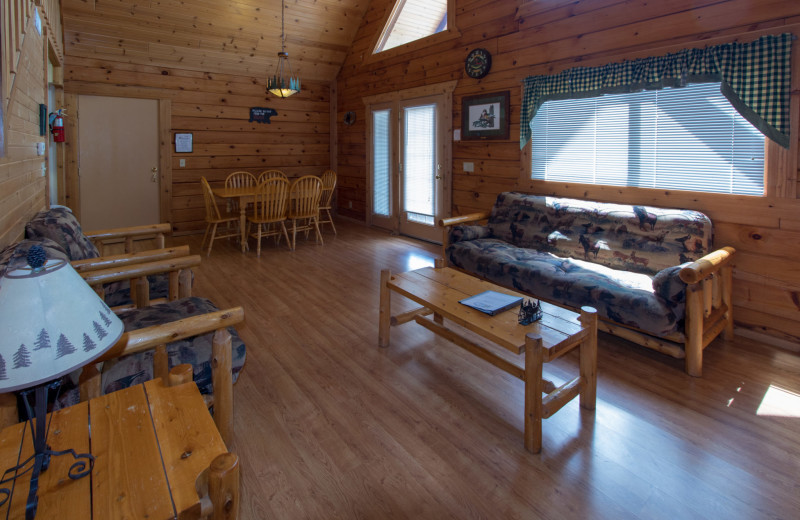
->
[377, 0, 447, 53]
[531, 83, 765, 196]
[373, 109, 391, 216]
[404, 105, 436, 225]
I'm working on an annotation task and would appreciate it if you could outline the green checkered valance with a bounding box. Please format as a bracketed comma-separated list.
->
[521, 33, 794, 149]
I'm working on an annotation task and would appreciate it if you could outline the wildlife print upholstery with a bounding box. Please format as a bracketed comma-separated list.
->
[23, 206, 173, 307]
[446, 192, 713, 339]
[55, 297, 247, 410]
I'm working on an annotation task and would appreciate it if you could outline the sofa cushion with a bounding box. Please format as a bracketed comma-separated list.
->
[486, 192, 712, 276]
[447, 238, 685, 338]
[449, 224, 491, 244]
[652, 264, 690, 307]
[25, 207, 100, 261]
[100, 297, 246, 397]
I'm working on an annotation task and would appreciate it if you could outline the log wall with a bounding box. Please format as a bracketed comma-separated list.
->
[63, 58, 332, 235]
[336, 0, 800, 348]
[0, 1, 47, 250]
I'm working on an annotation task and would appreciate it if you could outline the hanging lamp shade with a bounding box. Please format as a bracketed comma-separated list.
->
[268, 1, 300, 98]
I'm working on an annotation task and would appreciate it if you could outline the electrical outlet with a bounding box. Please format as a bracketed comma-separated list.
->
[463, 162, 474, 172]
[348, 201, 353, 209]
[179, 159, 186, 167]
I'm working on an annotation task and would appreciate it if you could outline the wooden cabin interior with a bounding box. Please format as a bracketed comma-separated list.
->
[1, 0, 800, 517]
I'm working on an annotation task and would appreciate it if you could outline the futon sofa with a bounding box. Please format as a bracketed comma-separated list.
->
[0, 207, 246, 415]
[441, 192, 735, 376]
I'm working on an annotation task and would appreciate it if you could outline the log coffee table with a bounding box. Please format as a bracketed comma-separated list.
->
[379, 266, 598, 453]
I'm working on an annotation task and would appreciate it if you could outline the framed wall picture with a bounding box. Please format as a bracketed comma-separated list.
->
[175, 133, 192, 153]
[461, 91, 510, 140]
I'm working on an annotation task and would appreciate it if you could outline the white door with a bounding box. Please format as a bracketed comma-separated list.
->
[78, 95, 159, 230]
[398, 98, 443, 242]
[368, 95, 445, 243]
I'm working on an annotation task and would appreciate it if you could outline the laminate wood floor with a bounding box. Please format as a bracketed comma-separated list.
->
[176, 219, 800, 519]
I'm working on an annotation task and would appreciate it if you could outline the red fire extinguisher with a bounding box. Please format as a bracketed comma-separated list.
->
[49, 109, 66, 143]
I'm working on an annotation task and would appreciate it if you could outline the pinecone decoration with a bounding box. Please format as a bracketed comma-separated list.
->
[26, 245, 47, 269]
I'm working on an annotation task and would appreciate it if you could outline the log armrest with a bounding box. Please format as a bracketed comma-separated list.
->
[439, 212, 490, 227]
[81, 254, 202, 309]
[71, 245, 191, 273]
[680, 246, 736, 377]
[679, 246, 736, 284]
[84, 222, 172, 255]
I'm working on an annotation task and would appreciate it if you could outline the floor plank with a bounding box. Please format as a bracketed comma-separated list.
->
[176, 219, 800, 519]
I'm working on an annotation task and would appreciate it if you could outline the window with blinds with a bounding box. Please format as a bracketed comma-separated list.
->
[530, 82, 765, 196]
[372, 109, 392, 216]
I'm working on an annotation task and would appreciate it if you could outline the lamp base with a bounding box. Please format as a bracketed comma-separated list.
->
[0, 381, 93, 519]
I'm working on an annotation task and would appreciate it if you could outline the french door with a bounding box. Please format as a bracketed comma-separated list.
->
[368, 93, 448, 243]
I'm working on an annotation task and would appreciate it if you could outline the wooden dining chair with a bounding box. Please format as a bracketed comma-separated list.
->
[319, 170, 337, 235]
[200, 177, 240, 256]
[224, 171, 258, 213]
[248, 178, 291, 256]
[288, 175, 323, 250]
[257, 169, 288, 184]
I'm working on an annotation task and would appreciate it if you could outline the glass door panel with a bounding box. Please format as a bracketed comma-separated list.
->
[399, 99, 442, 242]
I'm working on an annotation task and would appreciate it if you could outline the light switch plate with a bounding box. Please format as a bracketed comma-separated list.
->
[463, 162, 474, 172]
[36, 142, 45, 156]
[179, 159, 186, 167]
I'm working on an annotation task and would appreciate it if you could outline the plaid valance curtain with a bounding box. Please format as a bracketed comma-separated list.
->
[520, 33, 794, 149]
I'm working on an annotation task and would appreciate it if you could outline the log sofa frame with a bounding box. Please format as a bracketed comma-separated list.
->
[440, 212, 735, 377]
[0, 254, 243, 445]
[84, 222, 172, 256]
[79, 254, 242, 444]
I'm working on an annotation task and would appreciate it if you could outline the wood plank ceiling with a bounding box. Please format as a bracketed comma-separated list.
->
[61, 0, 372, 82]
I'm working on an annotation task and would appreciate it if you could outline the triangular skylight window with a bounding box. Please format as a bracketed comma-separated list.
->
[375, 0, 448, 53]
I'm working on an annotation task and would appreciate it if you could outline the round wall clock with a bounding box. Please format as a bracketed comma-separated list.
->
[465, 48, 492, 79]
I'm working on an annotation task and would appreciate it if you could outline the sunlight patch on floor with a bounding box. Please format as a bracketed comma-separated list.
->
[406, 252, 435, 271]
[756, 385, 800, 418]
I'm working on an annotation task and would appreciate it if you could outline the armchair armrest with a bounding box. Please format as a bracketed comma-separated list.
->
[439, 212, 490, 227]
[71, 245, 191, 273]
[81, 254, 201, 309]
[84, 223, 172, 255]
[101, 306, 245, 361]
[679, 246, 736, 284]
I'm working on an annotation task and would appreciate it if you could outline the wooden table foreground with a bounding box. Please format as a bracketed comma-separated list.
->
[0, 378, 239, 520]
[379, 266, 598, 453]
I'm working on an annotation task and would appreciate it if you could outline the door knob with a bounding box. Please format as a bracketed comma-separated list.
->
[435, 174, 443, 180]
[151, 167, 158, 182]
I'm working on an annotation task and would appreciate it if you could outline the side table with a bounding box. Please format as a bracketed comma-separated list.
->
[0, 378, 238, 519]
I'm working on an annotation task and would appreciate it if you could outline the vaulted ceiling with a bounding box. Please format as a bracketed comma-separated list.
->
[61, 0, 373, 82]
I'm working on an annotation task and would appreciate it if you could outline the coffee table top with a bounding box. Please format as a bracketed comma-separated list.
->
[386, 267, 587, 356]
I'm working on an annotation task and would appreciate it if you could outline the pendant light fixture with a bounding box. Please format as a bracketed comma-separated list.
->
[268, 0, 301, 98]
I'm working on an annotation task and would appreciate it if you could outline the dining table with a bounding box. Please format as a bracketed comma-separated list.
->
[212, 186, 257, 253]
[213, 184, 302, 253]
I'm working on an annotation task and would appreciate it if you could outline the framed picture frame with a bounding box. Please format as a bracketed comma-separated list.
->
[461, 91, 510, 140]
[175, 133, 193, 153]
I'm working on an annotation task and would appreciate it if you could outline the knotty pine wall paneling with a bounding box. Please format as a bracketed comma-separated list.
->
[64, 58, 332, 235]
[336, 0, 800, 349]
[0, 2, 47, 250]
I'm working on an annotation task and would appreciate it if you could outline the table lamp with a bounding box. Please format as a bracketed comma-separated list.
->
[0, 245, 124, 519]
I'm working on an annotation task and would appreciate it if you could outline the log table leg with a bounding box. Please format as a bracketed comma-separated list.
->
[579, 306, 598, 410]
[239, 198, 248, 253]
[524, 333, 545, 454]
[379, 269, 391, 348]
